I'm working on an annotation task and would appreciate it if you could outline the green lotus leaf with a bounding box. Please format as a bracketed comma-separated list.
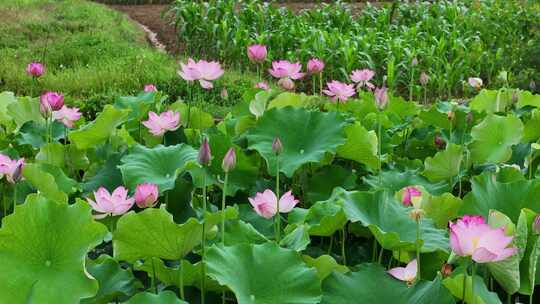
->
[82, 255, 141, 304]
[303, 255, 348, 280]
[280, 224, 311, 251]
[267, 92, 309, 109]
[119, 144, 199, 193]
[170, 102, 214, 129]
[16, 120, 65, 148]
[364, 169, 450, 195]
[113, 92, 156, 122]
[0, 91, 16, 126]
[443, 273, 501, 304]
[469, 89, 512, 113]
[333, 188, 449, 252]
[70, 105, 130, 150]
[322, 263, 455, 304]
[124, 291, 187, 304]
[0, 195, 107, 303]
[82, 153, 124, 193]
[290, 199, 348, 237]
[22, 163, 68, 203]
[113, 207, 203, 262]
[422, 143, 463, 182]
[224, 220, 268, 246]
[469, 114, 523, 164]
[305, 165, 357, 203]
[523, 109, 540, 142]
[418, 106, 452, 130]
[6, 96, 44, 130]
[517, 208, 540, 295]
[247, 106, 347, 177]
[336, 122, 379, 169]
[516, 90, 540, 108]
[461, 172, 540, 222]
[386, 95, 418, 120]
[206, 242, 322, 304]
[422, 192, 463, 229]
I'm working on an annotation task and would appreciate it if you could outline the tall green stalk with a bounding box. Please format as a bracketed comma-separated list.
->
[377, 111, 383, 184]
[275, 155, 281, 243]
[178, 261, 184, 300]
[221, 173, 229, 244]
[415, 218, 421, 281]
[151, 257, 157, 294]
[471, 262, 477, 304]
[200, 174, 207, 304]
[341, 227, 347, 265]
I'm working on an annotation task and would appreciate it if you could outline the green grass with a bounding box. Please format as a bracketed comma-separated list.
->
[0, 0, 254, 117]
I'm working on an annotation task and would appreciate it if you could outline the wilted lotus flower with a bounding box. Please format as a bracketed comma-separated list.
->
[419, 72, 429, 86]
[144, 84, 157, 92]
[26, 62, 44, 78]
[248, 189, 299, 219]
[323, 80, 355, 103]
[449, 215, 517, 263]
[142, 111, 180, 136]
[402, 186, 422, 207]
[272, 137, 283, 155]
[277, 78, 295, 91]
[468, 77, 483, 90]
[86, 186, 135, 218]
[198, 137, 212, 166]
[268, 60, 305, 80]
[307, 58, 325, 74]
[0, 154, 25, 184]
[40, 91, 64, 114]
[178, 58, 224, 89]
[533, 214, 540, 235]
[134, 183, 159, 208]
[52, 106, 81, 128]
[388, 259, 417, 284]
[255, 81, 269, 90]
[247, 44, 267, 63]
[350, 69, 375, 90]
[222, 148, 237, 173]
[441, 263, 453, 277]
[374, 87, 389, 110]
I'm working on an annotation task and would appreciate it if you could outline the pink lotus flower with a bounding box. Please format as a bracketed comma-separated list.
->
[449, 215, 517, 263]
[86, 186, 135, 218]
[52, 106, 81, 128]
[307, 58, 325, 74]
[134, 183, 159, 208]
[350, 69, 375, 90]
[26, 62, 44, 78]
[144, 84, 157, 92]
[268, 60, 305, 80]
[178, 58, 224, 89]
[198, 137, 212, 166]
[277, 78, 295, 91]
[40, 92, 64, 114]
[222, 148, 236, 173]
[468, 77, 483, 90]
[255, 81, 269, 90]
[388, 259, 417, 284]
[248, 189, 299, 219]
[374, 87, 389, 110]
[0, 154, 24, 184]
[247, 44, 267, 63]
[322, 80, 355, 102]
[142, 111, 180, 136]
[178, 58, 201, 81]
[402, 186, 421, 206]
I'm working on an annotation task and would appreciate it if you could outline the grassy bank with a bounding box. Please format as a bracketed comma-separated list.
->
[0, 0, 252, 117]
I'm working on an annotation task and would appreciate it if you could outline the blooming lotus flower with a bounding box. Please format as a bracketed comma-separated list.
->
[350, 69, 375, 90]
[307, 58, 325, 74]
[134, 183, 159, 208]
[195, 60, 225, 89]
[374, 87, 389, 110]
[142, 111, 180, 136]
[26, 62, 44, 78]
[86, 186, 135, 218]
[388, 259, 417, 284]
[247, 44, 267, 63]
[402, 186, 421, 207]
[248, 189, 299, 219]
[144, 84, 157, 92]
[52, 106, 81, 128]
[268, 60, 305, 80]
[449, 215, 517, 263]
[277, 78, 295, 91]
[255, 81, 269, 90]
[198, 137, 212, 166]
[222, 148, 236, 173]
[178, 58, 201, 81]
[323, 80, 355, 103]
[468, 77, 483, 90]
[40, 91, 64, 114]
[0, 154, 24, 184]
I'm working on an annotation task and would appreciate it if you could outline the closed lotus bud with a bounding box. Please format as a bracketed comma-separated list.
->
[278, 78, 295, 91]
[374, 87, 389, 110]
[419, 72, 429, 86]
[533, 214, 540, 235]
[272, 137, 283, 155]
[198, 137, 212, 166]
[434, 134, 446, 149]
[512, 91, 519, 104]
[441, 264, 453, 277]
[144, 84, 157, 92]
[221, 88, 229, 99]
[411, 57, 418, 66]
[466, 112, 473, 125]
[447, 111, 455, 121]
[40, 91, 64, 114]
[222, 148, 237, 173]
[134, 183, 159, 208]
[11, 161, 24, 184]
[530, 80, 536, 91]
[26, 62, 45, 78]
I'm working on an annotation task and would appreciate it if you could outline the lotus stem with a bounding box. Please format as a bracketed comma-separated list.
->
[415, 218, 421, 281]
[151, 257, 157, 294]
[462, 266, 467, 304]
[275, 154, 281, 243]
[319, 72, 323, 96]
[312, 77, 316, 95]
[327, 235, 333, 255]
[377, 111, 383, 184]
[409, 67, 415, 102]
[201, 174, 207, 304]
[341, 227, 347, 265]
[372, 238, 378, 262]
[179, 261, 184, 300]
[187, 84, 192, 128]
[471, 262, 476, 304]
[221, 172, 229, 245]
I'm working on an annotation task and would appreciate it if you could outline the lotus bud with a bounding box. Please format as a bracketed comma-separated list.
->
[441, 264, 453, 277]
[40, 91, 64, 115]
[10, 161, 24, 184]
[533, 214, 540, 235]
[134, 183, 159, 208]
[434, 134, 446, 149]
[466, 112, 473, 125]
[247, 44, 267, 63]
[374, 87, 389, 110]
[26, 62, 44, 78]
[530, 80, 536, 91]
[222, 148, 237, 173]
[419, 72, 429, 86]
[411, 57, 418, 66]
[221, 88, 229, 99]
[307, 58, 325, 74]
[447, 111, 455, 121]
[272, 137, 283, 155]
[278, 78, 295, 91]
[144, 84, 157, 92]
[198, 137, 212, 166]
